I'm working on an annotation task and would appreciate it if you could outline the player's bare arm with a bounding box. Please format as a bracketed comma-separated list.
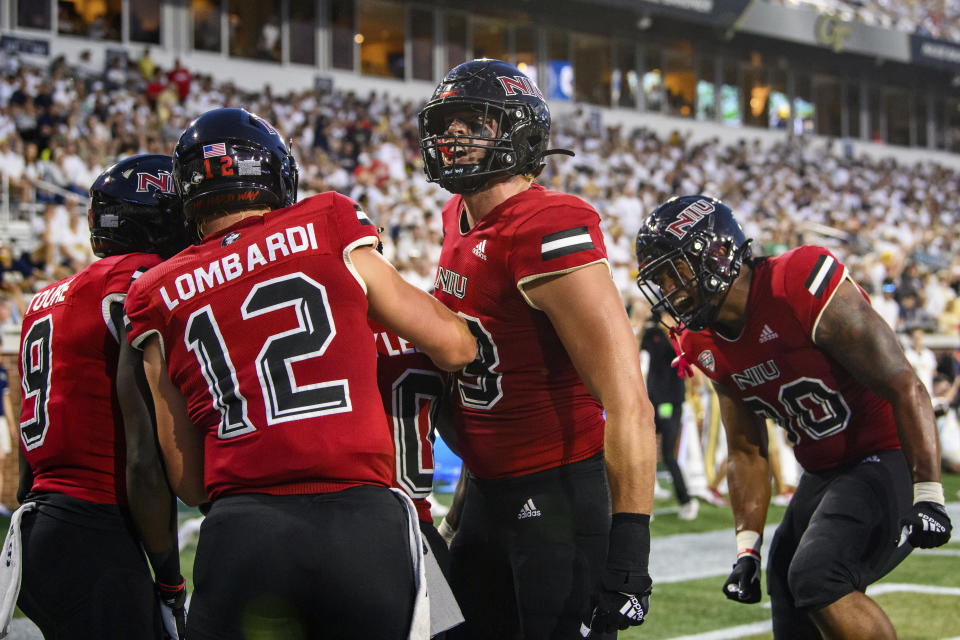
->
[524, 261, 655, 514]
[115, 303, 178, 555]
[142, 334, 207, 507]
[352, 245, 477, 372]
[814, 280, 940, 484]
[714, 381, 771, 535]
[714, 380, 770, 604]
[16, 447, 32, 505]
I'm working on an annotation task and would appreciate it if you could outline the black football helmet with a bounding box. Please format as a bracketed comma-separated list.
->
[418, 58, 564, 194]
[635, 195, 752, 332]
[88, 154, 189, 259]
[173, 107, 298, 233]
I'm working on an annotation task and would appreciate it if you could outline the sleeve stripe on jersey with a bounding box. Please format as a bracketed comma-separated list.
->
[354, 203, 374, 227]
[128, 266, 150, 287]
[804, 255, 838, 298]
[541, 226, 594, 261]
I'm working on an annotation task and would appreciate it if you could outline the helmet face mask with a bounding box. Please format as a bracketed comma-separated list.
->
[88, 154, 190, 259]
[421, 102, 509, 179]
[418, 59, 551, 194]
[635, 196, 751, 332]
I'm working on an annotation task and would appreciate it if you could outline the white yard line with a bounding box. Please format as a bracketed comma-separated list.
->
[664, 621, 772, 640]
[665, 584, 960, 640]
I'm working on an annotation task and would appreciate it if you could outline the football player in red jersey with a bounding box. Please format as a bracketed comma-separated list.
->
[418, 59, 657, 639]
[371, 319, 464, 637]
[124, 108, 476, 639]
[635, 195, 952, 639]
[15, 154, 189, 639]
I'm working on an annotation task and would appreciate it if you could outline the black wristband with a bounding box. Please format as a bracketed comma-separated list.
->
[147, 546, 181, 587]
[607, 512, 651, 582]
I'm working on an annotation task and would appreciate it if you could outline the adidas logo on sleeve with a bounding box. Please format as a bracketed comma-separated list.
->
[517, 498, 541, 519]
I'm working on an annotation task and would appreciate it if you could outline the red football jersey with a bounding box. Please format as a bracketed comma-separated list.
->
[125, 193, 393, 500]
[433, 183, 606, 479]
[19, 253, 163, 504]
[680, 246, 901, 472]
[371, 320, 444, 523]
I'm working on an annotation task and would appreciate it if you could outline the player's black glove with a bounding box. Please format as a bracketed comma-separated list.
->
[156, 575, 187, 640]
[901, 501, 952, 549]
[584, 513, 652, 636]
[722, 554, 762, 604]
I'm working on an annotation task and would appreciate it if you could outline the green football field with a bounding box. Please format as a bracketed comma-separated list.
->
[9, 472, 960, 638]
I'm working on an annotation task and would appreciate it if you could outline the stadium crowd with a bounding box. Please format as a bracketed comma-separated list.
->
[0, 49, 958, 347]
[770, 0, 960, 43]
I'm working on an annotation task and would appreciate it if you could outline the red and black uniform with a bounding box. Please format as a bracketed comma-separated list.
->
[434, 184, 613, 639]
[371, 320, 444, 524]
[17, 255, 164, 639]
[372, 320, 459, 606]
[681, 247, 911, 637]
[125, 193, 416, 639]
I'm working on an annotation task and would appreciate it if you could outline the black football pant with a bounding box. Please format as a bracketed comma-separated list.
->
[654, 403, 690, 505]
[186, 485, 417, 640]
[446, 452, 615, 640]
[766, 449, 912, 639]
[18, 494, 161, 640]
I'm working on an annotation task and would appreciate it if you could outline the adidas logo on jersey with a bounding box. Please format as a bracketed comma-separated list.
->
[472, 240, 488, 261]
[759, 324, 778, 343]
[517, 498, 541, 520]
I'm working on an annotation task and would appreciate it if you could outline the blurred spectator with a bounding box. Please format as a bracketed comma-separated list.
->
[873, 278, 901, 330]
[900, 293, 937, 333]
[138, 48, 156, 81]
[905, 328, 938, 395]
[167, 59, 192, 102]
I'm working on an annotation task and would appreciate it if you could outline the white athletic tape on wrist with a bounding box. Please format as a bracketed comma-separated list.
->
[736, 530, 762, 559]
[914, 481, 945, 506]
[438, 517, 456, 543]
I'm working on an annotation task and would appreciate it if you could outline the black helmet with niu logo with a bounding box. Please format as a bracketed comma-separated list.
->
[88, 154, 190, 259]
[418, 58, 570, 195]
[635, 195, 752, 332]
[173, 107, 298, 232]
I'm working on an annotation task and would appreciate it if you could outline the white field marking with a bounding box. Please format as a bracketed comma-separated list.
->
[912, 548, 960, 557]
[667, 585, 960, 640]
[651, 502, 960, 585]
[865, 583, 960, 597]
[664, 621, 771, 640]
[177, 516, 204, 550]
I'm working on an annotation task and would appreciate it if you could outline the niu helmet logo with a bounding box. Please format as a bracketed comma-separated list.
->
[665, 199, 715, 239]
[497, 75, 544, 100]
[137, 171, 173, 194]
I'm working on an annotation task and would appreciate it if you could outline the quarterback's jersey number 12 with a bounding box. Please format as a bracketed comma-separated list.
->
[185, 272, 351, 439]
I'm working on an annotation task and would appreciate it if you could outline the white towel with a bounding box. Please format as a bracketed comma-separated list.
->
[390, 489, 430, 640]
[422, 537, 464, 636]
[0, 502, 36, 639]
